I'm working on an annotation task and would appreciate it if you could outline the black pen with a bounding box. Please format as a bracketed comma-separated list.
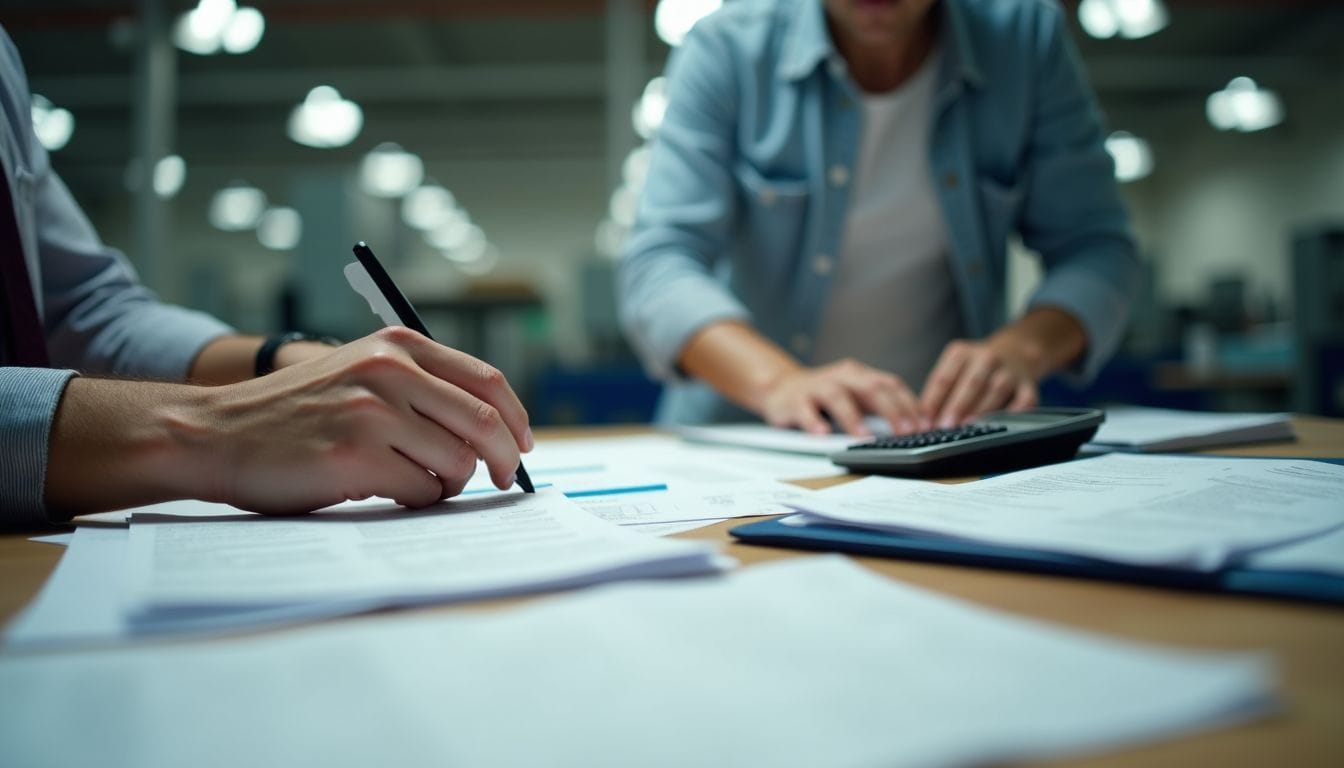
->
[349, 241, 535, 494]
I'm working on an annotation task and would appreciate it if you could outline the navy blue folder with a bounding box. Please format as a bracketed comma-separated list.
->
[731, 457, 1344, 606]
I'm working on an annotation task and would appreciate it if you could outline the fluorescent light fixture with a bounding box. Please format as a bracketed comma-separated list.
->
[632, 77, 669, 140]
[1206, 77, 1284, 133]
[622, 144, 653, 188]
[257, 206, 302, 250]
[222, 7, 265, 54]
[402, 184, 458, 231]
[654, 0, 722, 47]
[426, 211, 473, 251]
[287, 86, 363, 148]
[1077, 0, 1167, 40]
[609, 184, 640, 228]
[30, 94, 74, 152]
[208, 181, 267, 231]
[453, 245, 499, 276]
[594, 219, 628, 260]
[152, 155, 187, 199]
[1104, 131, 1153, 182]
[359, 143, 425, 198]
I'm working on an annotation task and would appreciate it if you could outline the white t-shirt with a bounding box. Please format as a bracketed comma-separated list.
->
[812, 48, 963, 391]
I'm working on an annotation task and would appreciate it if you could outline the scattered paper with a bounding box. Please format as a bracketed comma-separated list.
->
[573, 481, 814, 526]
[124, 489, 723, 618]
[0, 557, 1273, 768]
[787, 454, 1344, 570]
[27, 533, 73, 547]
[1087, 407, 1294, 452]
[1249, 526, 1344, 576]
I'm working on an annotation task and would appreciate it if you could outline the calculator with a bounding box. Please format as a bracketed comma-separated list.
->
[830, 407, 1105, 477]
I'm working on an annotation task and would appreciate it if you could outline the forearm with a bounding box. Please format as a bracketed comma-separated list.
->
[44, 377, 219, 517]
[987, 306, 1087, 380]
[188, 335, 337, 385]
[678, 321, 802, 414]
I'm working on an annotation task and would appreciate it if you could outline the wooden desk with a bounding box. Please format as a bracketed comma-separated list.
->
[3, 417, 1342, 766]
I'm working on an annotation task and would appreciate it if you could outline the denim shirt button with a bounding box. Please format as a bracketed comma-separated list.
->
[828, 165, 850, 187]
[791, 334, 811, 355]
[759, 187, 778, 206]
[968, 260, 984, 277]
[942, 171, 959, 190]
[813, 254, 833, 275]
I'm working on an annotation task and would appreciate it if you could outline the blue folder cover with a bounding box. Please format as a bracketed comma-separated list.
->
[731, 457, 1344, 606]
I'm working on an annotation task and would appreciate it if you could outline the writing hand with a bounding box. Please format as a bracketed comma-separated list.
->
[199, 327, 533, 514]
[760, 358, 924, 437]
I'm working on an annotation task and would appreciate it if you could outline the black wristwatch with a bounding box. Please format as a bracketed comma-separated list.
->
[254, 332, 340, 377]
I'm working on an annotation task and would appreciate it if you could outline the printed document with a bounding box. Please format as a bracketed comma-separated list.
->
[0, 557, 1272, 768]
[787, 454, 1344, 570]
[125, 489, 723, 618]
[1086, 406, 1295, 452]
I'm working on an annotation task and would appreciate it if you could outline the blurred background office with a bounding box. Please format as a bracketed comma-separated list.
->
[7, 0, 1344, 423]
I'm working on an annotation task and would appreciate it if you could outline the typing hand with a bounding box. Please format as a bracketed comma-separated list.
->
[200, 327, 534, 514]
[919, 338, 1039, 430]
[759, 358, 925, 437]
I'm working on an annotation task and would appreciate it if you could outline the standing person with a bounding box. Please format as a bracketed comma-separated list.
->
[618, 0, 1140, 436]
[1, 26, 532, 525]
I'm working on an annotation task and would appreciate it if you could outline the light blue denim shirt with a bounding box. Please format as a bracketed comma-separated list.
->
[618, 0, 1140, 425]
[1, 27, 233, 525]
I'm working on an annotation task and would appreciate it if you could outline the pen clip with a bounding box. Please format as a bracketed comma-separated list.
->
[344, 260, 404, 329]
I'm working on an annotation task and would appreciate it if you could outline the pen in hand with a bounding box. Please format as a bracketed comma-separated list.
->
[347, 241, 535, 494]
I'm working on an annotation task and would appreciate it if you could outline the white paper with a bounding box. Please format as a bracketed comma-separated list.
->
[5, 528, 387, 649]
[676, 419, 888, 456]
[573, 481, 814, 526]
[1248, 526, 1344, 576]
[125, 489, 722, 615]
[623, 518, 729, 537]
[788, 454, 1344, 570]
[1087, 407, 1295, 452]
[0, 557, 1273, 768]
[27, 532, 73, 546]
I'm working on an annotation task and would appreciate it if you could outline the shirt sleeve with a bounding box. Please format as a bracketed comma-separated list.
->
[1016, 5, 1142, 382]
[0, 367, 76, 526]
[616, 23, 752, 382]
[33, 149, 234, 380]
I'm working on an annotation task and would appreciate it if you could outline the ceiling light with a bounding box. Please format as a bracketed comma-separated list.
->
[222, 7, 265, 54]
[208, 181, 267, 231]
[443, 228, 488, 265]
[594, 219, 628, 260]
[1206, 77, 1284, 133]
[402, 184, 458, 231]
[654, 0, 722, 47]
[1104, 131, 1153, 182]
[30, 94, 74, 152]
[287, 86, 363, 148]
[632, 77, 669, 140]
[257, 207, 302, 250]
[609, 184, 640, 228]
[622, 144, 653, 189]
[426, 211, 473, 251]
[1077, 0, 1167, 40]
[360, 143, 424, 198]
[152, 155, 187, 199]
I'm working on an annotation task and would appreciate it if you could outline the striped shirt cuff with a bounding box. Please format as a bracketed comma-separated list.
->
[0, 367, 77, 527]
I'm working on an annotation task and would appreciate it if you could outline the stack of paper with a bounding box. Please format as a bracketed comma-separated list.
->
[8, 489, 728, 648]
[0, 558, 1274, 768]
[1086, 406, 1295, 452]
[783, 454, 1344, 572]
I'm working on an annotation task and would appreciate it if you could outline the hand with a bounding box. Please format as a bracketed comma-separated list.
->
[919, 339, 1039, 430]
[759, 358, 924, 437]
[272, 339, 339, 370]
[191, 326, 533, 514]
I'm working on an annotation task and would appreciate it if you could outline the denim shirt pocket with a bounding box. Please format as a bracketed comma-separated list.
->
[733, 161, 810, 272]
[976, 176, 1025, 273]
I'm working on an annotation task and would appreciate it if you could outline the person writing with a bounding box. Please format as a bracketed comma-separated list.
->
[618, 0, 1140, 436]
[1, 26, 532, 525]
